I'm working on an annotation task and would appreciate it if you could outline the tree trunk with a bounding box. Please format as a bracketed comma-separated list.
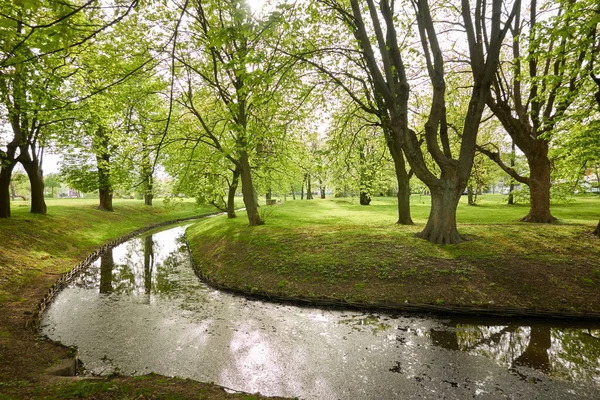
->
[306, 174, 313, 200]
[144, 193, 153, 206]
[10, 181, 16, 201]
[521, 143, 556, 223]
[21, 158, 46, 214]
[387, 133, 413, 225]
[359, 191, 371, 205]
[239, 150, 263, 226]
[291, 184, 296, 200]
[593, 220, 600, 237]
[508, 141, 515, 204]
[416, 185, 465, 244]
[467, 185, 475, 206]
[320, 180, 325, 199]
[96, 128, 113, 212]
[266, 188, 272, 200]
[301, 175, 306, 200]
[0, 164, 15, 218]
[227, 166, 240, 219]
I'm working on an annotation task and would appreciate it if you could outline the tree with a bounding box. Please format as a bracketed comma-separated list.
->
[172, 0, 298, 226]
[44, 172, 61, 197]
[0, 0, 141, 218]
[290, 2, 414, 223]
[479, 0, 599, 222]
[320, 0, 516, 243]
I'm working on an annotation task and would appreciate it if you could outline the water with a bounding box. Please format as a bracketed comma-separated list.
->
[40, 224, 600, 399]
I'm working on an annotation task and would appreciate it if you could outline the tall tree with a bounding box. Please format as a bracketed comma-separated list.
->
[479, 0, 598, 222]
[321, 0, 516, 243]
[173, 0, 298, 226]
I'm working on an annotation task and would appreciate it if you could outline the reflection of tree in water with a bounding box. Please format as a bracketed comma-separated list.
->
[99, 249, 114, 294]
[430, 322, 600, 382]
[144, 235, 154, 295]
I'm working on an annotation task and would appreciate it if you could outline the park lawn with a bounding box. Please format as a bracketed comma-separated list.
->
[0, 198, 284, 400]
[187, 195, 600, 316]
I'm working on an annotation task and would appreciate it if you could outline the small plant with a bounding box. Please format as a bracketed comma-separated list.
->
[277, 280, 289, 289]
[582, 278, 594, 287]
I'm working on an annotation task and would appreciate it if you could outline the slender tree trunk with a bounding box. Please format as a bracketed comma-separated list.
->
[416, 185, 465, 244]
[227, 166, 240, 219]
[0, 164, 16, 218]
[96, 128, 113, 212]
[143, 171, 153, 206]
[301, 174, 306, 200]
[306, 174, 313, 200]
[21, 158, 46, 214]
[387, 134, 413, 225]
[359, 191, 371, 205]
[593, 220, 600, 237]
[239, 150, 262, 226]
[266, 188, 272, 200]
[467, 185, 474, 205]
[10, 182, 16, 201]
[320, 180, 325, 199]
[144, 235, 154, 295]
[291, 184, 296, 200]
[522, 143, 556, 223]
[508, 141, 516, 204]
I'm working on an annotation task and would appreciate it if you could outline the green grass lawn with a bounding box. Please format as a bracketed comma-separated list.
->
[187, 194, 600, 315]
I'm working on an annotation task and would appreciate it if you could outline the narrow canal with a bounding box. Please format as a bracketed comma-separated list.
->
[39, 224, 600, 399]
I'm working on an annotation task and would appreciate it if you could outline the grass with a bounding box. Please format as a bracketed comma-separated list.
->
[187, 194, 600, 315]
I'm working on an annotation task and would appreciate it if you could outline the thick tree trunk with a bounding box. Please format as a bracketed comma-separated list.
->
[522, 143, 556, 223]
[290, 185, 296, 200]
[21, 158, 46, 214]
[320, 181, 325, 199]
[144, 193, 153, 206]
[239, 150, 262, 226]
[306, 174, 313, 200]
[387, 134, 413, 225]
[0, 164, 16, 218]
[227, 166, 240, 219]
[359, 191, 371, 205]
[266, 188, 272, 200]
[416, 185, 465, 244]
[143, 170, 153, 206]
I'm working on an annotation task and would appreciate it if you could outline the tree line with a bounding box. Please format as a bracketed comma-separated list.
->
[1, 0, 598, 243]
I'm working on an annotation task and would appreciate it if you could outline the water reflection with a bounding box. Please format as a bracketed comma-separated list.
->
[429, 321, 600, 382]
[40, 224, 600, 399]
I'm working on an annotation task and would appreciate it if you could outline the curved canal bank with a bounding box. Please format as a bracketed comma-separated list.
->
[40, 224, 600, 399]
[0, 203, 279, 399]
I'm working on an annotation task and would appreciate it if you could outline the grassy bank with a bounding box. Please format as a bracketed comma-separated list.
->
[187, 195, 600, 316]
[0, 198, 282, 399]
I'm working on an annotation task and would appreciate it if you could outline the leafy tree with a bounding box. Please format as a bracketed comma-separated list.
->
[317, 0, 516, 243]
[479, 0, 599, 222]
[44, 172, 61, 197]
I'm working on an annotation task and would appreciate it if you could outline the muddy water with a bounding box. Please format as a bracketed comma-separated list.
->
[40, 225, 600, 399]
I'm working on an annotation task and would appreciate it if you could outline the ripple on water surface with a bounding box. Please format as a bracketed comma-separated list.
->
[40, 225, 600, 399]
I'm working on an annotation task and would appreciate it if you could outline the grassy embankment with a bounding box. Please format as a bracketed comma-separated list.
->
[187, 195, 600, 316]
[0, 198, 279, 399]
